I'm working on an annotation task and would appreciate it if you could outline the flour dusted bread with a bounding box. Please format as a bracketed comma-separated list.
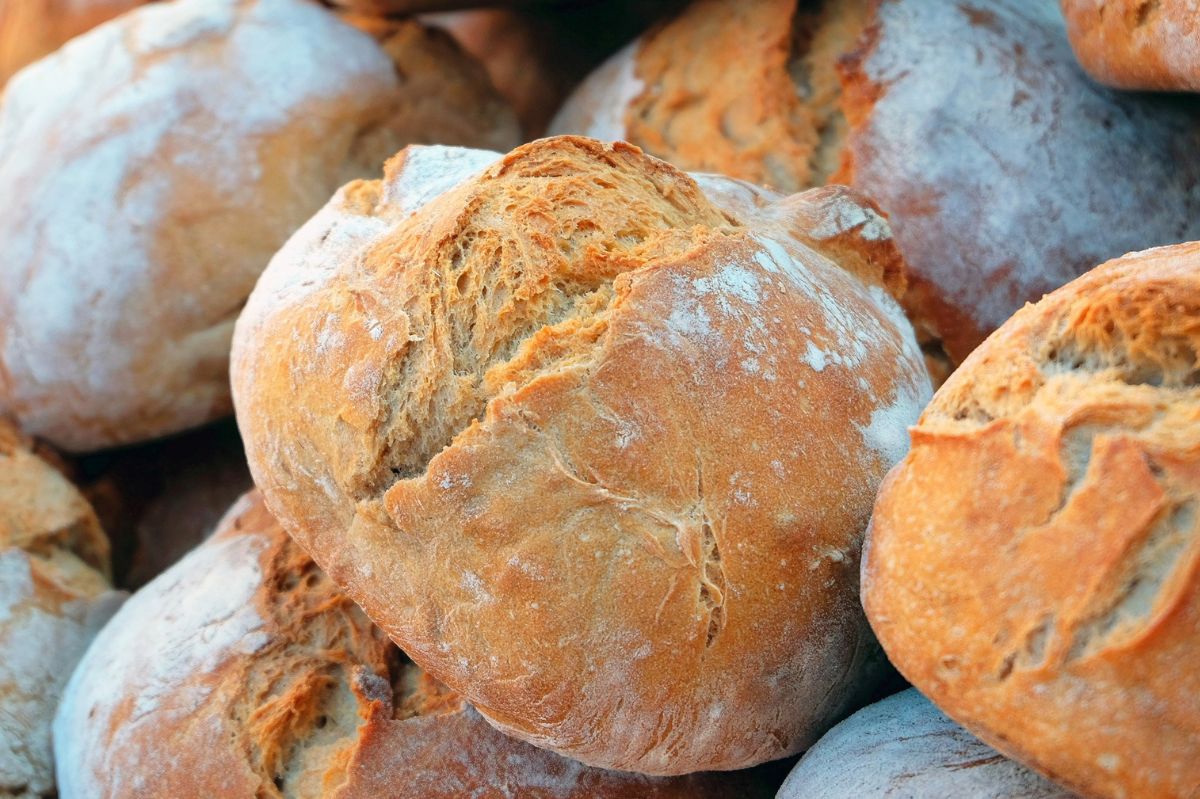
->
[863, 242, 1200, 798]
[777, 689, 1074, 799]
[54, 491, 776, 798]
[232, 136, 930, 775]
[0, 420, 121, 798]
[1062, 0, 1200, 91]
[0, 0, 518, 453]
[552, 0, 1200, 363]
[0, 0, 143, 85]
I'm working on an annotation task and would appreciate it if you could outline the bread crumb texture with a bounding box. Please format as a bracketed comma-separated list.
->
[1061, 0, 1200, 91]
[53, 491, 776, 798]
[864, 241, 1200, 799]
[232, 136, 930, 774]
[778, 688, 1073, 798]
[0, 0, 517, 452]
[0, 420, 118, 799]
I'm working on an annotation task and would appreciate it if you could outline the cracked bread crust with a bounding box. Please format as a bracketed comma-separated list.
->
[53, 490, 781, 798]
[1061, 0, 1200, 92]
[0, 0, 518, 453]
[862, 242, 1200, 799]
[0, 420, 120, 799]
[232, 136, 930, 775]
[777, 689, 1073, 799]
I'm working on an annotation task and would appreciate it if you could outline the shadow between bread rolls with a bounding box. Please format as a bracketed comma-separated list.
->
[54, 490, 776, 798]
[863, 242, 1200, 799]
[231, 135, 932, 774]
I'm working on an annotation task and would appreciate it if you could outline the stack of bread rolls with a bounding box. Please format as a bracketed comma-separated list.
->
[0, 0, 1196, 796]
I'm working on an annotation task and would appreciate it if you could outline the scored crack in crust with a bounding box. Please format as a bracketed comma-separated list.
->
[1060, 0, 1200, 92]
[232, 136, 931, 775]
[863, 241, 1200, 799]
[0, 0, 518, 453]
[53, 490, 778, 799]
[0, 420, 121, 799]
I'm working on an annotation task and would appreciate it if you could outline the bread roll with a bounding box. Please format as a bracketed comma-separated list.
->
[231, 136, 930, 775]
[0, 420, 121, 798]
[1061, 0, 1200, 91]
[0, 0, 518, 453]
[0, 0, 143, 85]
[551, 0, 1200, 364]
[863, 242, 1200, 798]
[54, 490, 777, 798]
[778, 689, 1074, 798]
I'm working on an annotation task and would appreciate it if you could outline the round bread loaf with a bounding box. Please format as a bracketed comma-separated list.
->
[550, 0, 1200, 364]
[0, 0, 518, 453]
[1061, 0, 1200, 91]
[54, 490, 777, 799]
[777, 689, 1074, 799]
[0, 0, 143, 85]
[0, 419, 122, 798]
[863, 242, 1200, 799]
[232, 136, 930, 775]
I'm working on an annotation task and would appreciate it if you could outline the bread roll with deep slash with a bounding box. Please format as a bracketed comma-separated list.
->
[232, 136, 931, 775]
[863, 242, 1200, 799]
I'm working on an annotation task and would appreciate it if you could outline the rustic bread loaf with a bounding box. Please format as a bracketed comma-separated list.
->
[231, 136, 930, 775]
[0, 420, 121, 799]
[778, 689, 1075, 798]
[0, 0, 518, 453]
[863, 242, 1200, 799]
[0, 0, 143, 85]
[54, 491, 777, 798]
[1061, 0, 1200, 91]
[551, 0, 1200, 365]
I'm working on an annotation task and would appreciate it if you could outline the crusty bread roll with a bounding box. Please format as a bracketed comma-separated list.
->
[1061, 0, 1200, 91]
[863, 242, 1200, 799]
[0, 419, 121, 798]
[0, 0, 518, 453]
[231, 136, 930, 775]
[778, 689, 1075, 798]
[551, 0, 1200, 364]
[0, 0, 144, 85]
[54, 491, 777, 798]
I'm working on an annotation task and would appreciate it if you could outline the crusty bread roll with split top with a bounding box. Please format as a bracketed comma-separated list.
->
[551, 0, 1200, 366]
[232, 136, 931, 775]
[0, 419, 121, 799]
[863, 241, 1200, 799]
[53, 491, 778, 799]
[0, 0, 518, 453]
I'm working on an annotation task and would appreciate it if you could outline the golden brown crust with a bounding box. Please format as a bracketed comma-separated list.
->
[863, 241, 1200, 799]
[0, 0, 143, 86]
[1061, 0, 1200, 91]
[55, 490, 779, 798]
[233, 136, 930, 774]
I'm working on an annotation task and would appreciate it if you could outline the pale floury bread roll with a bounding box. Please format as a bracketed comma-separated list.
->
[54, 491, 776, 799]
[0, 420, 122, 798]
[777, 689, 1075, 799]
[551, 0, 1200, 366]
[0, 0, 144, 85]
[232, 136, 931, 774]
[0, 0, 518, 453]
[863, 242, 1200, 799]
[1061, 0, 1200, 91]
